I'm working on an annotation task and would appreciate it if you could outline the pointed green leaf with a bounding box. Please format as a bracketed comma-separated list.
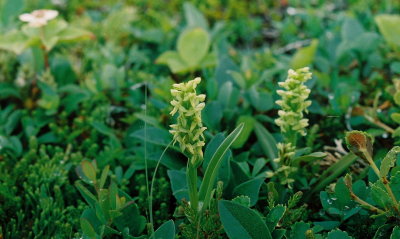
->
[152, 220, 175, 239]
[290, 39, 319, 69]
[199, 123, 244, 209]
[81, 160, 97, 182]
[218, 200, 272, 239]
[80, 218, 97, 239]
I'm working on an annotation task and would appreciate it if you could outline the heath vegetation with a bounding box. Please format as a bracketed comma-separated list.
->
[1, 0, 400, 238]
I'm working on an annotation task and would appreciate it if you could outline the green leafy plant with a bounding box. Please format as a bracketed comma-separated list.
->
[75, 160, 146, 238]
[0, 9, 92, 68]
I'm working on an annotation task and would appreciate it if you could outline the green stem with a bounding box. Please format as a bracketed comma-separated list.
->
[149, 140, 173, 235]
[363, 150, 400, 212]
[187, 162, 199, 212]
[40, 27, 49, 70]
[350, 191, 385, 214]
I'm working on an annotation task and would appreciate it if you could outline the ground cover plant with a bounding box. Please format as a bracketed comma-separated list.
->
[1, 0, 400, 238]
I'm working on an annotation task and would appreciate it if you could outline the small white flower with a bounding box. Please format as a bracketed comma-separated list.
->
[15, 76, 26, 88]
[19, 9, 59, 28]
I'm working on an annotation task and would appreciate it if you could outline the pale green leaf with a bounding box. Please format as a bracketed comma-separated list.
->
[290, 39, 319, 69]
[177, 27, 210, 67]
[375, 14, 400, 52]
[380, 146, 400, 178]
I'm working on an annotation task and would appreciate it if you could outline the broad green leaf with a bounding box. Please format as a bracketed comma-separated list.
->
[202, 101, 223, 129]
[0, 83, 20, 99]
[80, 218, 97, 239]
[391, 226, 400, 239]
[272, 229, 286, 239]
[1, 0, 24, 26]
[114, 203, 146, 236]
[290, 39, 319, 69]
[380, 146, 400, 178]
[75, 181, 97, 207]
[130, 127, 173, 148]
[41, 19, 68, 50]
[327, 229, 352, 239]
[218, 200, 272, 239]
[314, 221, 341, 231]
[247, 87, 273, 111]
[233, 177, 265, 206]
[390, 171, 400, 200]
[370, 181, 393, 210]
[391, 113, 400, 124]
[81, 160, 97, 182]
[167, 170, 189, 201]
[58, 26, 93, 43]
[232, 116, 255, 149]
[152, 220, 175, 239]
[341, 18, 364, 41]
[199, 52, 217, 68]
[266, 205, 286, 231]
[394, 92, 400, 106]
[0, 30, 31, 54]
[232, 195, 251, 207]
[254, 122, 277, 167]
[374, 224, 393, 239]
[334, 178, 351, 208]
[290, 222, 311, 239]
[375, 14, 400, 52]
[199, 123, 244, 209]
[218, 81, 235, 108]
[177, 27, 210, 67]
[102, 7, 136, 40]
[156, 51, 189, 73]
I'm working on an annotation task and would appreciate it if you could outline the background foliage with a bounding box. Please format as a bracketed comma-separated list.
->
[1, 0, 400, 238]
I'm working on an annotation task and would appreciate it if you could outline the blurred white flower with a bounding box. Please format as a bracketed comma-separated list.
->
[19, 9, 58, 28]
[15, 76, 26, 88]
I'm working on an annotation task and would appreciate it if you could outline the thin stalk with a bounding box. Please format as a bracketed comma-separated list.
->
[364, 115, 395, 134]
[144, 84, 151, 228]
[40, 27, 49, 70]
[350, 191, 385, 214]
[149, 140, 173, 235]
[364, 150, 400, 212]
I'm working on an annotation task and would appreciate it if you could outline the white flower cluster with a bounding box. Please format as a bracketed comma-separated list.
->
[19, 9, 58, 28]
[275, 67, 312, 137]
[170, 77, 207, 166]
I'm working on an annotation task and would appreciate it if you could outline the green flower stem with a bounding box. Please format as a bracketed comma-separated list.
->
[362, 149, 380, 177]
[40, 27, 49, 70]
[169, 77, 206, 213]
[187, 163, 199, 212]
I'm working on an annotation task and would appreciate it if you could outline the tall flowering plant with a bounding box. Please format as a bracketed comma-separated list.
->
[169, 77, 244, 216]
[272, 67, 313, 186]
